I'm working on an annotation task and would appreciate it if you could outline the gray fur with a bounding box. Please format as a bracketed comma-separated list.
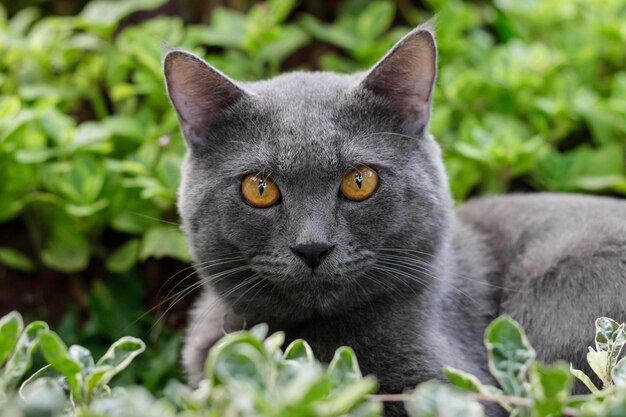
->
[164, 24, 626, 416]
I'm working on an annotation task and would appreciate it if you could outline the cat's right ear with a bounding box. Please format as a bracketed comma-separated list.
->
[163, 50, 247, 146]
[357, 23, 437, 134]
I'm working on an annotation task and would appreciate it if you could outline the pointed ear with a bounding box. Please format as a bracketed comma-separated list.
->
[359, 25, 437, 134]
[163, 50, 247, 145]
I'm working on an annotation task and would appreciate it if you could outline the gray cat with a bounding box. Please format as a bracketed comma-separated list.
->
[163, 23, 626, 416]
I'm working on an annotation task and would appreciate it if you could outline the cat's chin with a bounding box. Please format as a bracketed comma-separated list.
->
[260, 270, 350, 288]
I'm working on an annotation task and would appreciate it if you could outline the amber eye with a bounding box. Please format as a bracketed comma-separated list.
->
[241, 173, 281, 208]
[339, 165, 378, 202]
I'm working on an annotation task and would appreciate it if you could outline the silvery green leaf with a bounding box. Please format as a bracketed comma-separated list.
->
[38, 332, 84, 404]
[594, 317, 626, 378]
[1, 321, 48, 391]
[249, 323, 269, 342]
[86, 336, 145, 398]
[484, 315, 535, 397]
[570, 363, 600, 393]
[587, 348, 610, 387]
[612, 357, 626, 387]
[595, 317, 620, 351]
[0, 311, 23, 368]
[69, 345, 95, 376]
[20, 377, 67, 417]
[313, 376, 378, 417]
[283, 339, 315, 364]
[444, 366, 511, 412]
[405, 380, 485, 417]
[263, 331, 285, 355]
[529, 361, 572, 417]
[328, 347, 362, 389]
[209, 337, 271, 390]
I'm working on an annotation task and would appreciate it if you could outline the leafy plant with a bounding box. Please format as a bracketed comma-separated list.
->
[8, 310, 626, 416]
[412, 316, 626, 417]
[0, 311, 380, 417]
[186, 0, 309, 79]
[1, 0, 625, 276]
[300, 1, 409, 72]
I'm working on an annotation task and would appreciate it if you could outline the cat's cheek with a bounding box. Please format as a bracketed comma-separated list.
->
[219, 194, 284, 250]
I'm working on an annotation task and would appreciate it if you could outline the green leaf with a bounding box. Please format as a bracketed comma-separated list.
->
[263, 331, 285, 354]
[283, 339, 315, 364]
[1, 321, 48, 391]
[405, 380, 485, 417]
[41, 233, 90, 273]
[106, 238, 140, 273]
[595, 318, 626, 374]
[249, 323, 269, 342]
[328, 347, 362, 389]
[444, 366, 486, 393]
[86, 336, 146, 398]
[0, 311, 23, 367]
[38, 331, 84, 404]
[212, 341, 271, 390]
[79, 0, 168, 31]
[356, 1, 395, 39]
[588, 349, 610, 387]
[529, 361, 572, 417]
[19, 377, 67, 417]
[613, 357, 626, 387]
[313, 376, 378, 417]
[444, 366, 512, 412]
[0, 247, 35, 272]
[267, 0, 298, 23]
[570, 363, 600, 393]
[349, 401, 384, 417]
[299, 14, 361, 51]
[139, 226, 190, 262]
[484, 315, 535, 396]
[69, 345, 95, 376]
[204, 327, 268, 386]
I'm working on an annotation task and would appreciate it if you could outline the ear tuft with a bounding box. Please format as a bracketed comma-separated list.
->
[163, 50, 246, 144]
[360, 25, 437, 133]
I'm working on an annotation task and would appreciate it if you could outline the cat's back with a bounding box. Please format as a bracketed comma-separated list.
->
[455, 192, 626, 262]
[453, 192, 626, 371]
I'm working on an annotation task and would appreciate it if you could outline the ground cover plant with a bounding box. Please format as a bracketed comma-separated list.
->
[4, 311, 626, 416]
[0, 0, 625, 415]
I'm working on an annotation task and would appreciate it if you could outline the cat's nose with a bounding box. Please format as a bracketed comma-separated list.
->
[290, 243, 335, 270]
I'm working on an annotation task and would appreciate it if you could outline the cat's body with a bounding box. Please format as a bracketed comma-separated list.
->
[164, 25, 626, 416]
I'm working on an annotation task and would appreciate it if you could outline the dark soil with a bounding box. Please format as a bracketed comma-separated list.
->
[0, 219, 195, 331]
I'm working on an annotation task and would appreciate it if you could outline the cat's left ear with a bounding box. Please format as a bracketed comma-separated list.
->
[358, 23, 437, 134]
[163, 49, 248, 146]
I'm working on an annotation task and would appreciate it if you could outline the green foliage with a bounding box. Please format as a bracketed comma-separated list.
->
[0, 312, 380, 417]
[189, 0, 309, 79]
[435, 316, 626, 417]
[1, 0, 625, 274]
[8, 311, 626, 416]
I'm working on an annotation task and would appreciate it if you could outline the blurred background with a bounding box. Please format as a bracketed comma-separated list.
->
[0, 0, 624, 391]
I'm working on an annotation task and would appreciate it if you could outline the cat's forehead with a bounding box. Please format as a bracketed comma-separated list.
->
[216, 71, 405, 180]
[244, 71, 359, 102]
[240, 72, 371, 175]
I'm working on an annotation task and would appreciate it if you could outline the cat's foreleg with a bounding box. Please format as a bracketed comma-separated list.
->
[182, 286, 243, 386]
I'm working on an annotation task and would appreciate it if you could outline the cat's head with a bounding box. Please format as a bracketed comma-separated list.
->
[164, 24, 452, 321]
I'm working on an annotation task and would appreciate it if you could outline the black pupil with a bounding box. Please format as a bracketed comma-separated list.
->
[258, 178, 266, 196]
[355, 171, 363, 189]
